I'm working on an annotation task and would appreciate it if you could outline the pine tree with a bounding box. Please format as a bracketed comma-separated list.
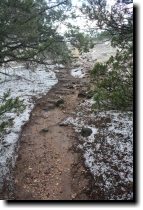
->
[0, 0, 71, 134]
[81, 0, 133, 111]
[0, 90, 25, 135]
[0, 0, 71, 65]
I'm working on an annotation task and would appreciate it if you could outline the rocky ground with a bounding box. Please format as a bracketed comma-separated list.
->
[1, 66, 95, 200]
[0, 42, 133, 200]
[62, 103, 133, 200]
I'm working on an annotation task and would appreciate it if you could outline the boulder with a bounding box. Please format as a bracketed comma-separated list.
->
[81, 127, 92, 137]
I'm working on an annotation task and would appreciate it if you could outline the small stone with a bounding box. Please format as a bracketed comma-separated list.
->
[72, 81, 76, 84]
[43, 107, 49, 112]
[81, 127, 92, 137]
[55, 98, 64, 107]
[71, 193, 77, 199]
[15, 179, 18, 184]
[44, 169, 50, 174]
[59, 122, 68, 126]
[78, 90, 87, 98]
[67, 85, 74, 89]
[41, 128, 49, 132]
[28, 167, 32, 170]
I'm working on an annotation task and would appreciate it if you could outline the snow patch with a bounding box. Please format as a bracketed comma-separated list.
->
[63, 98, 133, 200]
[0, 63, 58, 189]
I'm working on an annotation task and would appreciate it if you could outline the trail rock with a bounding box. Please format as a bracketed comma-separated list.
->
[71, 193, 77, 199]
[41, 128, 49, 132]
[81, 127, 92, 137]
[42, 107, 49, 112]
[59, 122, 68, 126]
[64, 85, 74, 89]
[55, 98, 64, 107]
[78, 90, 87, 98]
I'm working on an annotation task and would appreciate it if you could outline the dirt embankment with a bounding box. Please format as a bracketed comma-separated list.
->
[3, 67, 94, 200]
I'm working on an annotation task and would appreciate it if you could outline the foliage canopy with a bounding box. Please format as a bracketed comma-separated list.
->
[0, 0, 71, 65]
[0, 0, 71, 134]
[81, 0, 133, 111]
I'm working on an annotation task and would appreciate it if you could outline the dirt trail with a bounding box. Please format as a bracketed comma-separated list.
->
[10, 68, 93, 200]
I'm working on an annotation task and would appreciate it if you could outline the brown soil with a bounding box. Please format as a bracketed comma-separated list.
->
[8, 68, 93, 200]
